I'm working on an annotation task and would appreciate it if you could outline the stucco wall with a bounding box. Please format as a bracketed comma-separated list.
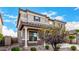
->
[27, 12, 49, 24]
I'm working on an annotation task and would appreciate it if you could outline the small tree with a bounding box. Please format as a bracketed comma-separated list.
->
[69, 35, 75, 44]
[0, 33, 4, 46]
[76, 29, 79, 33]
[0, 33, 3, 41]
[44, 27, 64, 51]
[46, 34, 63, 51]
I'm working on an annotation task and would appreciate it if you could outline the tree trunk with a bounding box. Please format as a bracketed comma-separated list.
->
[51, 43, 58, 51]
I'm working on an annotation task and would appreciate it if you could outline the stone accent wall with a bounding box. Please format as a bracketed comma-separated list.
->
[27, 40, 44, 46]
[64, 39, 79, 44]
[76, 40, 79, 44]
[64, 39, 70, 43]
[37, 40, 44, 45]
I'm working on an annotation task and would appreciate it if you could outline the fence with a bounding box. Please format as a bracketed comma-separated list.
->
[0, 39, 5, 46]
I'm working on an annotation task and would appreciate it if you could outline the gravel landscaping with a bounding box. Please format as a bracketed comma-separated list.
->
[0, 43, 79, 51]
[59, 43, 79, 51]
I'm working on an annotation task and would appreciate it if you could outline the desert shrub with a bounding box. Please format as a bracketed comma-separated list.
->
[11, 47, 20, 51]
[70, 46, 77, 51]
[45, 45, 49, 50]
[30, 47, 37, 51]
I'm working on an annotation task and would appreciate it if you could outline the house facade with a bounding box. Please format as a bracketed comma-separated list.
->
[0, 14, 3, 34]
[17, 9, 66, 48]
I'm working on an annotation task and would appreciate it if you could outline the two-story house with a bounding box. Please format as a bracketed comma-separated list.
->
[17, 9, 66, 48]
[0, 14, 3, 34]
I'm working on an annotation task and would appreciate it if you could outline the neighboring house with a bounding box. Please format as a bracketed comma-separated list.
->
[0, 14, 3, 34]
[65, 30, 79, 44]
[17, 8, 66, 48]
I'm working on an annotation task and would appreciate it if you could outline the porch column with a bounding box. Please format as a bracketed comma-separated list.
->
[25, 27, 28, 48]
[44, 29, 46, 46]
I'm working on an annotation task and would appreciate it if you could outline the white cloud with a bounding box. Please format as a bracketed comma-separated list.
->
[4, 14, 17, 19]
[4, 19, 11, 22]
[66, 21, 79, 31]
[2, 26, 17, 37]
[54, 16, 64, 21]
[42, 11, 57, 17]
[42, 11, 64, 21]
[0, 9, 4, 14]
[74, 7, 79, 11]
[4, 19, 17, 25]
[0, 9, 17, 19]
[9, 15, 17, 19]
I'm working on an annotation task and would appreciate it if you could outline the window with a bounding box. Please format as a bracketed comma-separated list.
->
[34, 16, 40, 22]
[29, 31, 37, 41]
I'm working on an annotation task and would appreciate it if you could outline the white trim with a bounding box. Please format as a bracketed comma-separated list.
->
[24, 27, 28, 47]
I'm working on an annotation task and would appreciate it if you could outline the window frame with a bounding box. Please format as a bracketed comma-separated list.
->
[34, 16, 40, 22]
[29, 31, 37, 41]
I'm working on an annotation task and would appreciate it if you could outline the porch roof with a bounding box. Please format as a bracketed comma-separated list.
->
[19, 21, 54, 30]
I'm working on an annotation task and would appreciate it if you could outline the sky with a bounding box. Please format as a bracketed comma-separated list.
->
[0, 7, 79, 37]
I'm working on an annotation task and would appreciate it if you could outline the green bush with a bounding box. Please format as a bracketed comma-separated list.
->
[0, 33, 3, 41]
[76, 29, 79, 32]
[11, 47, 20, 51]
[45, 45, 49, 50]
[70, 46, 77, 51]
[30, 47, 37, 51]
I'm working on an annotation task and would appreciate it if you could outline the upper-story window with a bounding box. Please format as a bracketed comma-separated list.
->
[34, 16, 40, 22]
